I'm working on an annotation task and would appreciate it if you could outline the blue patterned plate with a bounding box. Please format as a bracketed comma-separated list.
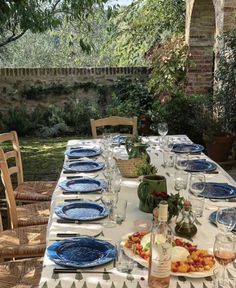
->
[64, 161, 104, 173]
[209, 209, 236, 232]
[59, 178, 107, 193]
[65, 147, 101, 159]
[172, 143, 204, 153]
[47, 237, 116, 268]
[185, 159, 217, 172]
[199, 182, 236, 199]
[55, 201, 108, 221]
[112, 135, 127, 145]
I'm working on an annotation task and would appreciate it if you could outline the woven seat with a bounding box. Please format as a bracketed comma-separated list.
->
[0, 131, 56, 203]
[90, 116, 138, 139]
[0, 257, 43, 287]
[0, 224, 47, 259]
[15, 181, 56, 202]
[0, 148, 50, 229]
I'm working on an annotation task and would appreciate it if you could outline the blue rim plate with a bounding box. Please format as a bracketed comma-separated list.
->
[59, 178, 107, 193]
[55, 201, 109, 221]
[47, 237, 116, 268]
[185, 159, 217, 172]
[65, 147, 101, 159]
[172, 143, 204, 153]
[209, 209, 236, 232]
[63, 161, 104, 173]
[199, 182, 236, 199]
[112, 135, 127, 145]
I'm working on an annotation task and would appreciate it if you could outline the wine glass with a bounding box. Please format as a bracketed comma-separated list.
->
[158, 122, 168, 137]
[101, 188, 117, 228]
[216, 207, 236, 234]
[213, 233, 236, 287]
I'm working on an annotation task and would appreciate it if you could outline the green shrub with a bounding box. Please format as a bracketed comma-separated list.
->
[1, 107, 33, 136]
[107, 77, 153, 118]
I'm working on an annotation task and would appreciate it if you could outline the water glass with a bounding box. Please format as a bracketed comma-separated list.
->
[188, 194, 205, 217]
[163, 151, 175, 168]
[189, 173, 206, 196]
[116, 241, 134, 273]
[112, 199, 127, 224]
[101, 188, 117, 228]
[174, 171, 188, 191]
[175, 154, 189, 170]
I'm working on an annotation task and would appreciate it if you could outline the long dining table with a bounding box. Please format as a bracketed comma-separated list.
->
[39, 136, 236, 288]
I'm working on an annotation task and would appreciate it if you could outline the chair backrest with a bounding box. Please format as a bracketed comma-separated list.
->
[90, 116, 138, 139]
[0, 148, 19, 229]
[0, 131, 24, 185]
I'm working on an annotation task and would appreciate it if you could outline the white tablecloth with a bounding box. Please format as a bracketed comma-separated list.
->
[39, 136, 236, 288]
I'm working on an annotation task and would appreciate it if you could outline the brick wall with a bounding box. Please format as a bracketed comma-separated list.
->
[185, 0, 236, 95]
[0, 67, 149, 112]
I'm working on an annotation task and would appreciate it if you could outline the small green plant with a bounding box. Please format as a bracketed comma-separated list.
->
[136, 161, 157, 176]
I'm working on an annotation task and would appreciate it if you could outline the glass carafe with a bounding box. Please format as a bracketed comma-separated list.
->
[175, 204, 197, 239]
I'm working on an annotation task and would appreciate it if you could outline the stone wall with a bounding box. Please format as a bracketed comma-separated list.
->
[185, 0, 236, 95]
[0, 67, 149, 112]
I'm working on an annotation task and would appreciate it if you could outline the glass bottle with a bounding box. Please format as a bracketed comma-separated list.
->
[148, 201, 173, 288]
[175, 200, 197, 239]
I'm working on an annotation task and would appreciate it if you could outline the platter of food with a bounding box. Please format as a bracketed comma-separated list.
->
[122, 231, 215, 278]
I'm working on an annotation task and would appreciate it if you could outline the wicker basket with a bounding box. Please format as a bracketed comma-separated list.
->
[115, 157, 145, 178]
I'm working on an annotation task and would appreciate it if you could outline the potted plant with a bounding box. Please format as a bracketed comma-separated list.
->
[115, 136, 150, 178]
[202, 110, 235, 163]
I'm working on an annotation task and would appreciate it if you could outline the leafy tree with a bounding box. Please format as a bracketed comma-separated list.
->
[103, 0, 186, 65]
[0, 0, 111, 49]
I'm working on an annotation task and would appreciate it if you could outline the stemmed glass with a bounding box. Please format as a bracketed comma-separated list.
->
[101, 187, 117, 228]
[216, 207, 236, 234]
[188, 173, 206, 218]
[158, 122, 168, 137]
[213, 233, 236, 287]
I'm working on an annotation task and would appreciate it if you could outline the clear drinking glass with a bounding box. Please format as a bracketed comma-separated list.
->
[216, 207, 236, 233]
[213, 233, 236, 287]
[101, 188, 117, 228]
[175, 154, 189, 170]
[116, 241, 134, 273]
[189, 173, 206, 196]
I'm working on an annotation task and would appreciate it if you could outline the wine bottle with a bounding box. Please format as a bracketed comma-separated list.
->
[148, 201, 173, 288]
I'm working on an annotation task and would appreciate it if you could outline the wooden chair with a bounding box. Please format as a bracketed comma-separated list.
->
[0, 148, 50, 229]
[0, 131, 56, 203]
[0, 210, 46, 261]
[0, 257, 43, 287]
[90, 116, 138, 139]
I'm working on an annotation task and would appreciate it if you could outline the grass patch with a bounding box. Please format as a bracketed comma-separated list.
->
[19, 137, 73, 181]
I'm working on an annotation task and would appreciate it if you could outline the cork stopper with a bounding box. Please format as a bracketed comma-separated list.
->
[158, 200, 168, 222]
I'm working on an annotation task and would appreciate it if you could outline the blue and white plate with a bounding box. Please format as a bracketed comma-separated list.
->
[55, 201, 109, 221]
[64, 161, 104, 173]
[65, 147, 101, 159]
[172, 143, 204, 153]
[59, 178, 107, 193]
[185, 159, 217, 172]
[112, 135, 127, 145]
[47, 237, 116, 268]
[209, 209, 236, 232]
[199, 182, 236, 199]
